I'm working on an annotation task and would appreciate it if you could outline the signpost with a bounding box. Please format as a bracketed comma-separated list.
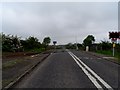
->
[53, 41, 57, 45]
[53, 41, 57, 49]
[109, 32, 120, 56]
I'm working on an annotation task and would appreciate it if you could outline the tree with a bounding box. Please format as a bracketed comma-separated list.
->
[65, 43, 76, 49]
[22, 36, 41, 50]
[99, 40, 112, 50]
[76, 43, 84, 50]
[2, 33, 22, 52]
[2, 33, 13, 52]
[2, 33, 43, 52]
[11, 35, 22, 52]
[42, 37, 51, 46]
[83, 35, 95, 47]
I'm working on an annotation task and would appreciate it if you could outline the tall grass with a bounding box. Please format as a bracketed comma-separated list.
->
[96, 50, 120, 60]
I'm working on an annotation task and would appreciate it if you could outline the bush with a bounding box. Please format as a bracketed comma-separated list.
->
[1, 33, 45, 52]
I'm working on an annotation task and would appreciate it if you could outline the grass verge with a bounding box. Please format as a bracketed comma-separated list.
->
[3, 59, 23, 69]
[95, 50, 120, 61]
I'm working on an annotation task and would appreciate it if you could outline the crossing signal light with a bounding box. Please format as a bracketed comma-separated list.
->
[109, 32, 120, 39]
[115, 32, 119, 38]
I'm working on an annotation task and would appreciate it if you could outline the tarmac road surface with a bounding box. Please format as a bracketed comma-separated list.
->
[12, 49, 119, 89]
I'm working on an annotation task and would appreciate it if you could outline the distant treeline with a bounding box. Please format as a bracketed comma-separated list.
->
[65, 41, 120, 59]
[1, 33, 120, 53]
[1, 33, 51, 52]
[65, 41, 120, 52]
[65, 35, 120, 53]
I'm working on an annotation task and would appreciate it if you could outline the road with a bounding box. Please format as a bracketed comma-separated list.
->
[12, 49, 119, 89]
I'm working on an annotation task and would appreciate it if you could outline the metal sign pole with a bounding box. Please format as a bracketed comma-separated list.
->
[109, 31, 120, 56]
[113, 47, 114, 57]
[112, 41, 116, 57]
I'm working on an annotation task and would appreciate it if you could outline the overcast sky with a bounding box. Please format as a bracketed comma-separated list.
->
[1, 2, 118, 45]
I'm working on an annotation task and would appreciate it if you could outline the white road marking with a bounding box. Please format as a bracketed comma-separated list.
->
[68, 52, 103, 90]
[67, 50, 113, 90]
[70, 52, 113, 89]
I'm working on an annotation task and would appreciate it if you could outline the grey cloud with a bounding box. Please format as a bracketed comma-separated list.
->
[2, 2, 118, 44]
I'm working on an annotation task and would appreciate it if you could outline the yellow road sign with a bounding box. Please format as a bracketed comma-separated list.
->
[113, 43, 115, 48]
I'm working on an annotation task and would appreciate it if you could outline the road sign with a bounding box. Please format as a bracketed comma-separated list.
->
[53, 41, 57, 45]
[109, 31, 119, 57]
[113, 43, 115, 48]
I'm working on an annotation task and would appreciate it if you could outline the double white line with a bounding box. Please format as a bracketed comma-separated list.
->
[67, 50, 113, 90]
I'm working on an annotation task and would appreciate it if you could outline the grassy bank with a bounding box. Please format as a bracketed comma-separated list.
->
[25, 48, 45, 53]
[2, 48, 46, 58]
[2, 52, 50, 88]
[95, 50, 120, 60]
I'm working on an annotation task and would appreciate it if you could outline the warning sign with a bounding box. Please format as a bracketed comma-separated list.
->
[113, 43, 115, 48]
